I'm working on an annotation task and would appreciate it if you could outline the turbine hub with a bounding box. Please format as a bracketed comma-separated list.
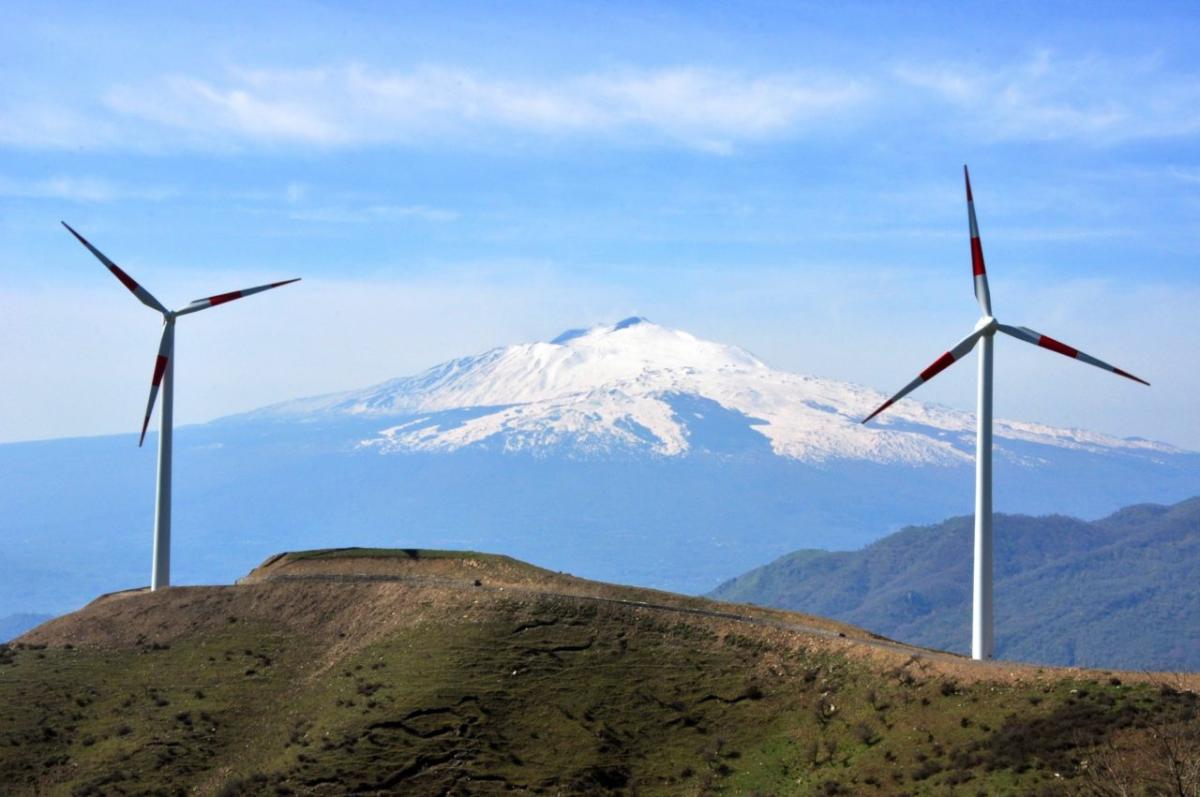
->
[974, 315, 998, 335]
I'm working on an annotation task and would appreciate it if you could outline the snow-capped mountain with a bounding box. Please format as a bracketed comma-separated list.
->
[252, 317, 1176, 465]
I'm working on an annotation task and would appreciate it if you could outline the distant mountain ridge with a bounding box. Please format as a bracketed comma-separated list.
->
[710, 497, 1200, 671]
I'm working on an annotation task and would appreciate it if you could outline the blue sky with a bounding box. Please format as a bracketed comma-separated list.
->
[3, 1, 1199, 447]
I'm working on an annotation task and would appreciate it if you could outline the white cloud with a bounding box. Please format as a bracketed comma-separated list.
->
[106, 72, 347, 144]
[6, 50, 1198, 153]
[95, 64, 867, 152]
[283, 181, 307, 203]
[0, 102, 121, 150]
[286, 204, 458, 224]
[895, 51, 1200, 143]
[582, 69, 866, 153]
[1167, 166, 1200, 184]
[0, 175, 174, 202]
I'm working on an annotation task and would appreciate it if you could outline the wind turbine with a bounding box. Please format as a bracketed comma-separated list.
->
[62, 222, 300, 591]
[860, 167, 1148, 661]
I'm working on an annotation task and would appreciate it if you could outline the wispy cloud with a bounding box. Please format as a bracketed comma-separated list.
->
[6, 51, 1198, 153]
[95, 64, 868, 153]
[896, 51, 1200, 143]
[0, 175, 174, 202]
[1167, 166, 1200, 184]
[286, 204, 458, 224]
[0, 102, 121, 150]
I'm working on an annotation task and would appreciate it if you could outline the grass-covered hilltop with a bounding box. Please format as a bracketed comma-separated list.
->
[2, 549, 1198, 796]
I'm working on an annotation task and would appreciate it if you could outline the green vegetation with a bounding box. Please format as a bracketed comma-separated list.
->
[1, 550, 1197, 795]
[711, 497, 1200, 671]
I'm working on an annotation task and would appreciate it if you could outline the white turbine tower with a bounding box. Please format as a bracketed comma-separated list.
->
[63, 222, 300, 591]
[860, 167, 1148, 661]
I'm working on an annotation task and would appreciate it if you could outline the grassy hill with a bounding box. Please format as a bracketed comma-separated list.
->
[2, 548, 1198, 795]
[710, 497, 1200, 671]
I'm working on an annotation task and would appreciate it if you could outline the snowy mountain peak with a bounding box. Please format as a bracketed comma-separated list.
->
[248, 320, 1179, 464]
[544, 316, 762, 369]
[534, 317, 766, 378]
[550, 315, 650, 343]
[613, 315, 648, 330]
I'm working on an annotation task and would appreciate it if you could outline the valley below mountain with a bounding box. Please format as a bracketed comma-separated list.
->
[3, 549, 1198, 795]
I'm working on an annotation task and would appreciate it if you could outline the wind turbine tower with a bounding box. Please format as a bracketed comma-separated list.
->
[860, 168, 1148, 660]
[63, 222, 300, 591]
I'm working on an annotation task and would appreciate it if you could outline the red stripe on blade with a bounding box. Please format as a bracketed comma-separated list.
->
[964, 166, 974, 201]
[1038, 335, 1078, 358]
[151, 355, 169, 386]
[110, 265, 141, 294]
[970, 238, 986, 276]
[207, 290, 245, 306]
[1114, 368, 1150, 386]
[920, 351, 957, 381]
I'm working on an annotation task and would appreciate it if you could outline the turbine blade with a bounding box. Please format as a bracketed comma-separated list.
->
[998, 324, 1149, 386]
[964, 166, 993, 316]
[61, 222, 167, 314]
[175, 277, 301, 316]
[139, 323, 174, 447]
[862, 328, 984, 424]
